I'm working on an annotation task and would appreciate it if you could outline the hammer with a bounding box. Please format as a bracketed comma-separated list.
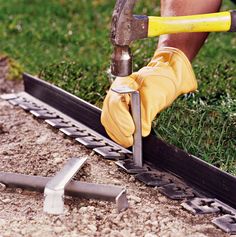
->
[110, 0, 236, 77]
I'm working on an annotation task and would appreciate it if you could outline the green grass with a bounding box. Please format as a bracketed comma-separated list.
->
[0, 0, 235, 174]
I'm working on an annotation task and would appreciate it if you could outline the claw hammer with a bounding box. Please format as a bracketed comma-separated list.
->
[110, 0, 236, 77]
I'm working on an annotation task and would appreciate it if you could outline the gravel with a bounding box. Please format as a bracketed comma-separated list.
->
[0, 75, 229, 236]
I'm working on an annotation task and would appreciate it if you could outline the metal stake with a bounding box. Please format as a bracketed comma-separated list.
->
[112, 86, 143, 167]
[43, 157, 87, 214]
[0, 172, 129, 213]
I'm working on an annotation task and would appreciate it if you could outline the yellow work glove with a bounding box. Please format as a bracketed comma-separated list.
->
[101, 47, 198, 148]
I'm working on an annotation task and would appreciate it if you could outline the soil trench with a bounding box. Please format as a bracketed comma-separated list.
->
[0, 79, 230, 237]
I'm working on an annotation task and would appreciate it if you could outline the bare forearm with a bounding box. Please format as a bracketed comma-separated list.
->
[158, 0, 222, 61]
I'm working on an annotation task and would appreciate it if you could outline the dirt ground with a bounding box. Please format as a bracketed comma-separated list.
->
[0, 74, 232, 236]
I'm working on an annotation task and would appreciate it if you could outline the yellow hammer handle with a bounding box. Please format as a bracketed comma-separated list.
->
[148, 11, 232, 37]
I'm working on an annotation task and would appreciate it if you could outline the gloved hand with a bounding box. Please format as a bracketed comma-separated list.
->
[101, 47, 198, 147]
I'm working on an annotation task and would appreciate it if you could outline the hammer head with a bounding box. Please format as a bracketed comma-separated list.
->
[110, 0, 148, 77]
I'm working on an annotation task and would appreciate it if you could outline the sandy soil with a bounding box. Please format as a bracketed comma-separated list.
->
[0, 71, 230, 236]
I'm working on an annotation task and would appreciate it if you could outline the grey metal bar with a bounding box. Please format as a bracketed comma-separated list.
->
[0, 172, 128, 212]
[130, 91, 142, 167]
[43, 157, 87, 214]
[112, 86, 143, 167]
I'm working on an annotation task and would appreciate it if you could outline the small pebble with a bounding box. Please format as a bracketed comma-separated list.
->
[113, 179, 122, 185]
[88, 224, 97, 233]
[23, 207, 32, 215]
[110, 230, 123, 237]
[54, 226, 64, 234]
[72, 207, 78, 213]
[35, 134, 48, 144]
[79, 206, 88, 214]
[1, 198, 11, 204]
[129, 195, 141, 203]
[158, 196, 167, 202]
[144, 207, 153, 213]
[120, 229, 131, 236]
[53, 157, 64, 164]
[0, 183, 6, 191]
[2, 151, 8, 155]
[15, 188, 23, 194]
[128, 176, 135, 182]
[0, 218, 6, 226]
[87, 206, 95, 212]
[20, 229, 27, 235]
[101, 228, 111, 235]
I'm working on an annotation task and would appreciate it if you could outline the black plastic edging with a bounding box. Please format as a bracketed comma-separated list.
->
[23, 73, 236, 209]
[24, 73, 105, 136]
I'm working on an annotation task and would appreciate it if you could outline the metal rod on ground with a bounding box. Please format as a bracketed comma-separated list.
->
[0, 172, 128, 213]
[43, 157, 87, 214]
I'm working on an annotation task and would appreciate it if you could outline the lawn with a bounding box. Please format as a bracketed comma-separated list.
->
[0, 0, 235, 174]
